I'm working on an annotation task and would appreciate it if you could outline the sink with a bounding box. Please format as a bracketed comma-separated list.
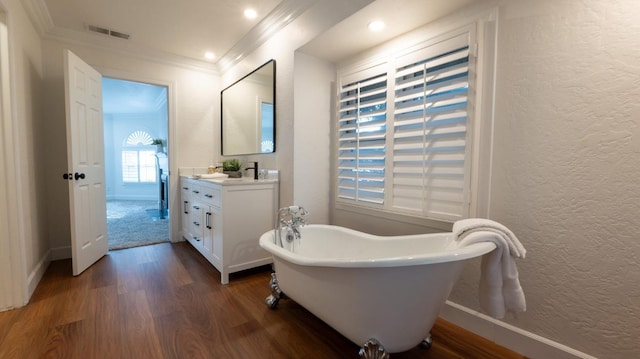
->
[202, 177, 278, 185]
[189, 169, 278, 185]
[193, 173, 229, 179]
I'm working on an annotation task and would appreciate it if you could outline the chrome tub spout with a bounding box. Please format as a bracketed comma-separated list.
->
[274, 205, 308, 247]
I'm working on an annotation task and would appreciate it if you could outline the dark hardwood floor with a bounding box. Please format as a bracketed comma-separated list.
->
[0, 242, 527, 358]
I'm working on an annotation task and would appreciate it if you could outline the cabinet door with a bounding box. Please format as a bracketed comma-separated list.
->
[181, 180, 192, 240]
[211, 206, 223, 262]
[203, 205, 213, 254]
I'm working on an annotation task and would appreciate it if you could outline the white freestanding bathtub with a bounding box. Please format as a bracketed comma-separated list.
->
[259, 224, 496, 357]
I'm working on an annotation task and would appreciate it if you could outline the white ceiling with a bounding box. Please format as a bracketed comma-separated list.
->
[41, 0, 281, 64]
[25, 0, 474, 70]
[23, 0, 474, 112]
[24, 0, 314, 71]
[300, 0, 475, 63]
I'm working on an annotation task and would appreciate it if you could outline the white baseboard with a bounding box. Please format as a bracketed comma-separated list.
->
[26, 250, 51, 301]
[440, 301, 598, 359]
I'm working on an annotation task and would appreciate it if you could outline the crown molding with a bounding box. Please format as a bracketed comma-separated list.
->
[22, 0, 318, 74]
[216, 0, 317, 72]
[21, 0, 54, 35]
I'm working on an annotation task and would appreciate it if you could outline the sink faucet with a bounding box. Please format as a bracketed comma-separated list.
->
[245, 161, 259, 180]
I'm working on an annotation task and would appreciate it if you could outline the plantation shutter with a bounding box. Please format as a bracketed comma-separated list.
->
[392, 33, 472, 221]
[337, 66, 387, 205]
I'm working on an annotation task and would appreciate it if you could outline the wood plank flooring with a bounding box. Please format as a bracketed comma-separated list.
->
[0, 242, 527, 358]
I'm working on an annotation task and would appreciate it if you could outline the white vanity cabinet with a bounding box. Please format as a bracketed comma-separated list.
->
[180, 176, 277, 284]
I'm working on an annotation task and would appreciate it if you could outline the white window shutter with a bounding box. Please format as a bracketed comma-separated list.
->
[337, 68, 387, 205]
[335, 29, 477, 223]
[392, 33, 472, 221]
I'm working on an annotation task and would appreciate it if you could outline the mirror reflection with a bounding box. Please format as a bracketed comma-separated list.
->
[221, 60, 275, 155]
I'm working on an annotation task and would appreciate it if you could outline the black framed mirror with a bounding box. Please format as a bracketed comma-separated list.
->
[221, 59, 276, 155]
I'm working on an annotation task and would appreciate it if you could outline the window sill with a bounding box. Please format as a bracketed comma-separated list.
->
[334, 202, 454, 232]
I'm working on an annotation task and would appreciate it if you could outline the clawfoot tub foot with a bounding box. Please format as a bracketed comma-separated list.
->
[265, 272, 285, 309]
[359, 339, 389, 359]
[419, 333, 433, 349]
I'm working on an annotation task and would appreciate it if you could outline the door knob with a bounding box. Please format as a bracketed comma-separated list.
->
[62, 173, 73, 180]
[74, 172, 85, 180]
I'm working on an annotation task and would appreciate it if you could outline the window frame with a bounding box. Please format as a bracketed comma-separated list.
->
[121, 130, 158, 184]
[333, 17, 496, 228]
[121, 147, 157, 184]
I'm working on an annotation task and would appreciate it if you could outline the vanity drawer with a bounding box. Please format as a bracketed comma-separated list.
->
[186, 181, 220, 207]
[199, 187, 220, 206]
[181, 181, 192, 198]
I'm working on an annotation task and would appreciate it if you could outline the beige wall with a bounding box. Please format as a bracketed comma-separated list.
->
[0, 0, 46, 303]
[329, 0, 640, 357]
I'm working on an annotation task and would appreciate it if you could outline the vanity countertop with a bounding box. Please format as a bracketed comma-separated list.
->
[181, 175, 278, 186]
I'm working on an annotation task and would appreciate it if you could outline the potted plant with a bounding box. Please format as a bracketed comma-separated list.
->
[152, 138, 164, 153]
[222, 159, 242, 178]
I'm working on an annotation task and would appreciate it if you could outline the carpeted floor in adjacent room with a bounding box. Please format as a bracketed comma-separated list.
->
[107, 200, 169, 250]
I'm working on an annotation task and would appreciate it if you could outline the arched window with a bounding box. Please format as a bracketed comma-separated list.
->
[125, 130, 154, 146]
[122, 130, 157, 183]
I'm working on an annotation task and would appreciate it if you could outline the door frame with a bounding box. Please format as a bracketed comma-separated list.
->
[97, 67, 178, 243]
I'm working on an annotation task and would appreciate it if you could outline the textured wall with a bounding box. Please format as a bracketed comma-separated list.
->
[449, 0, 640, 357]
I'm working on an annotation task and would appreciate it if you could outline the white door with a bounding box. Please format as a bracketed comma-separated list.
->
[64, 49, 108, 276]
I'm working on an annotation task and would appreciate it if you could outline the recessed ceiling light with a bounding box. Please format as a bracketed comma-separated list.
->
[244, 8, 257, 19]
[368, 20, 385, 32]
[204, 52, 215, 60]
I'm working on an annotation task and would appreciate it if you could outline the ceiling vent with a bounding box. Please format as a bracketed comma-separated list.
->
[86, 24, 131, 40]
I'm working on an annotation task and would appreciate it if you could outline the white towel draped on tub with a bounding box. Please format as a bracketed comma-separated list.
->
[453, 218, 526, 319]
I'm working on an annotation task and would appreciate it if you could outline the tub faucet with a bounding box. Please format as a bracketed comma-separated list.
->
[245, 161, 259, 180]
[275, 206, 308, 246]
[290, 214, 307, 239]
